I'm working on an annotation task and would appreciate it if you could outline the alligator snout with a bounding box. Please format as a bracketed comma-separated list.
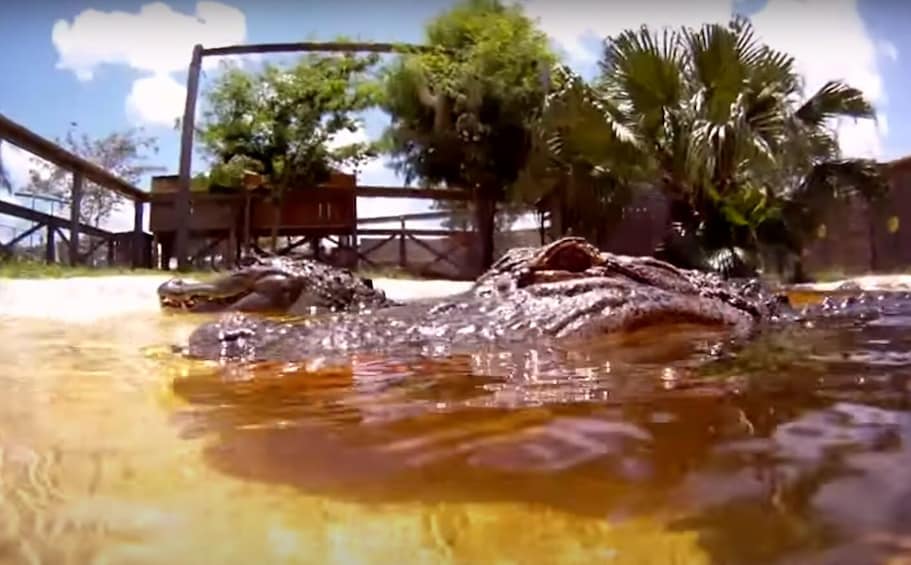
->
[157, 278, 190, 295]
[157, 278, 192, 308]
[157, 277, 230, 311]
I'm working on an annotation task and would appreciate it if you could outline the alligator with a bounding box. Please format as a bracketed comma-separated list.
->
[181, 237, 791, 363]
[157, 253, 394, 314]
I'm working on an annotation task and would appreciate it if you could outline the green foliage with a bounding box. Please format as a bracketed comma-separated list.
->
[379, 0, 557, 195]
[513, 64, 650, 245]
[584, 16, 886, 274]
[22, 127, 163, 226]
[169, 7, 886, 278]
[197, 51, 384, 195]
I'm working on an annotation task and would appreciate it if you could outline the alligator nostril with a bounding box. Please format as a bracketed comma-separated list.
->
[218, 327, 255, 342]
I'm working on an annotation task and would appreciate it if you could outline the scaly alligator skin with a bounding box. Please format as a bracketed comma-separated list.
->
[157, 254, 394, 314]
[183, 237, 790, 363]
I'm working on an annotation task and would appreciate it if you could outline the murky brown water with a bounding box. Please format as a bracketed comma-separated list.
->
[2, 295, 911, 564]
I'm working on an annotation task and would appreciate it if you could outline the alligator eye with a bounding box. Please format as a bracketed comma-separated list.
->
[542, 245, 598, 272]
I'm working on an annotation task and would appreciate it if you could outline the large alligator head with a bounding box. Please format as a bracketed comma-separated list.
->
[157, 254, 393, 315]
[183, 237, 791, 363]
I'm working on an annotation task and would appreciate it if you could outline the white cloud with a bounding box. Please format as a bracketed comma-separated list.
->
[51, 2, 247, 127]
[51, 1, 246, 80]
[749, 0, 886, 159]
[125, 73, 187, 127]
[519, 0, 735, 63]
[519, 0, 888, 159]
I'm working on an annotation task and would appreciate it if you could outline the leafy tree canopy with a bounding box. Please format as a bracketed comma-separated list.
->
[379, 0, 557, 267]
[526, 16, 887, 274]
[381, 0, 556, 191]
[23, 126, 163, 227]
[196, 48, 384, 194]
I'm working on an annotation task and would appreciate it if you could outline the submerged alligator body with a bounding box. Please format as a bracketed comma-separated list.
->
[158, 254, 394, 314]
[184, 237, 789, 363]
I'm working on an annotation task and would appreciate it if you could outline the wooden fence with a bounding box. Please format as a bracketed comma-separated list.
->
[0, 114, 150, 268]
[352, 211, 477, 278]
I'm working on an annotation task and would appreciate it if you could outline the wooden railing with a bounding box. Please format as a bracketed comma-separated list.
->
[350, 211, 476, 278]
[0, 114, 150, 268]
[0, 200, 115, 263]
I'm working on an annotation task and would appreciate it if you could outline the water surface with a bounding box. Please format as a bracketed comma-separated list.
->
[2, 294, 911, 564]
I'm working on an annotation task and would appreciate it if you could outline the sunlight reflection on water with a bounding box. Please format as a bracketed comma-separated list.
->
[2, 295, 911, 563]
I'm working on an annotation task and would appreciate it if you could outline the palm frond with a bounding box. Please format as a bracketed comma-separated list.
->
[599, 26, 685, 132]
[796, 81, 875, 126]
[704, 246, 757, 278]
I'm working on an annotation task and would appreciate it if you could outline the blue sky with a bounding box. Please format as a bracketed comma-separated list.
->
[1, 0, 909, 235]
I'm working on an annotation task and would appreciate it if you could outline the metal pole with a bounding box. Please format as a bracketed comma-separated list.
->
[175, 43, 204, 272]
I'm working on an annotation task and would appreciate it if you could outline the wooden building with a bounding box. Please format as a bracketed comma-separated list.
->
[148, 171, 358, 269]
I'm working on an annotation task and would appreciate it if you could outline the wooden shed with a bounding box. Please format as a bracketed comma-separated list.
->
[149, 171, 358, 269]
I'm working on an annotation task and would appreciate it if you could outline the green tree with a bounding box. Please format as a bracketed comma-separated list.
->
[380, 0, 557, 269]
[512, 63, 653, 246]
[23, 126, 163, 226]
[575, 16, 886, 275]
[197, 52, 383, 249]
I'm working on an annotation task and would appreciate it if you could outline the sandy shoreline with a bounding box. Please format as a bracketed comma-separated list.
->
[0, 275, 473, 322]
[788, 274, 911, 293]
[1, 273, 910, 323]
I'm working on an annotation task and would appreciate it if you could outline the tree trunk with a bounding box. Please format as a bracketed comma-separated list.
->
[474, 191, 496, 273]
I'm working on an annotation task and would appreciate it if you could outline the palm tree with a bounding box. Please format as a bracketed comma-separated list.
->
[512, 63, 652, 246]
[584, 16, 887, 275]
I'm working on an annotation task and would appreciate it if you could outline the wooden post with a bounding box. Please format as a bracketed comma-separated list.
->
[107, 237, 115, 266]
[69, 171, 83, 266]
[45, 224, 55, 263]
[160, 234, 174, 271]
[240, 171, 262, 259]
[175, 43, 204, 272]
[227, 222, 237, 267]
[243, 192, 252, 256]
[132, 198, 145, 268]
[473, 191, 495, 273]
[398, 216, 406, 268]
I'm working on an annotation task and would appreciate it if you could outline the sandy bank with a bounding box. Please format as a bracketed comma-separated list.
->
[2, 272, 910, 323]
[0, 275, 473, 322]
[789, 274, 911, 293]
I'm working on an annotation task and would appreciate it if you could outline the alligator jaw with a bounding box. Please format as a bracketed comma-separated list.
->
[157, 278, 253, 312]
